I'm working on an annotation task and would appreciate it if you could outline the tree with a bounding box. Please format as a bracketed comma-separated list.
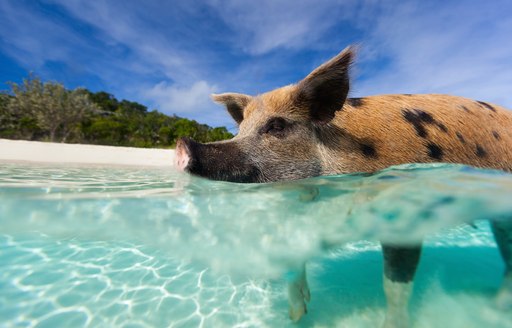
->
[8, 76, 99, 142]
[1, 75, 234, 147]
[207, 127, 233, 142]
[172, 118, 200, 140]
[118, 99, 147, 115]
[0, 93, 9, 109]
[1, 90, 43, 140]
[83, 117, 127, 145]
[86, 91, 119, 112]
[0, 93, 14, 137]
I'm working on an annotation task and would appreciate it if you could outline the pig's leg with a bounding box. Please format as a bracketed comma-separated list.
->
[491, 219, 512, 309]
[381, 243, 422, 328]
[287, 263, 310, 322]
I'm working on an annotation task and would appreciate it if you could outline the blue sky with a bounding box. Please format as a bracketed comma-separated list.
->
[1, 1, 512, 129]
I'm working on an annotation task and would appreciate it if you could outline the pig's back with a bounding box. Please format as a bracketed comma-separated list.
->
[334, 94, 512, 173]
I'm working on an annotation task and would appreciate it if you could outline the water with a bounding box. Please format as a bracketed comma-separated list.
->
[1, 162, 512, 327]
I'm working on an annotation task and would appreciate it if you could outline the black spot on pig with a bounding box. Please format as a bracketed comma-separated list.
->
[475, 144, 488, 158]
[403, 109, 431, 138]
[426, 142, 443, 160]
[493, 131, 501, 140]
[402, 108, 448, 138]
[359, 142, 377, 158]
[477, 101, 497, 112]
[459, 105, 471, 113]
[382, 244, 422, 283]
[347, 98, 364, 107]
[436, 122, 448, 133]
[456, 132, 466, 143]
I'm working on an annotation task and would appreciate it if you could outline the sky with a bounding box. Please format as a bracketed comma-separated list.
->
[1, 0, 512, 129]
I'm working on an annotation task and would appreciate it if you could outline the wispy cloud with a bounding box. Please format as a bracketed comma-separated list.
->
[46, 1, 200, 81]
[144, 80, 218, 117]
[0, 0, 511, 129]
[206, 0, 357, 55]
[353, 1, 512, 107]
[0, 1, 89, 68]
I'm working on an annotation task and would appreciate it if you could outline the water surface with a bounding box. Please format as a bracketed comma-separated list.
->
[1, 163, 511, 327]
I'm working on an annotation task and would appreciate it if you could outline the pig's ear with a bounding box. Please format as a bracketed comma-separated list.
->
[296, 46, 354, 124]
[211, 93, 252, 124]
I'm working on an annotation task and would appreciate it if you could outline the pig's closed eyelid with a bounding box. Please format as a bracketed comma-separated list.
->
[259, 117, 289, 135]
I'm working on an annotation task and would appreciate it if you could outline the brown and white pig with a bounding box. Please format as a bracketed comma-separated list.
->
[175, 46, 512, 328]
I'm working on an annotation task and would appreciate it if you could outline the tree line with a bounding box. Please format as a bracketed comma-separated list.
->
[0, 76, 233, 148]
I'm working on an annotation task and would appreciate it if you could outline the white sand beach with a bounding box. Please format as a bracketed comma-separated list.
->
[0, 138, 175, 167]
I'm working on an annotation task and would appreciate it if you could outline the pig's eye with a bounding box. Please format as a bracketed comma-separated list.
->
[260, 117, 288, 136]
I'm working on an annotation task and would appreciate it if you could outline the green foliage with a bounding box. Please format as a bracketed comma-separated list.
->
[83, 117, 127, 145]
[173, 118, 200, 139]
[119, 100, 147, 115]
[7, 76, 98, 142]
[0, 93, 16, 138]
[0, 75, 234, 148]
[1, 89, 45, 140]
[85, 91, 118, 112]
[207, 127, 233, 142]
[0, 93, 9, 109]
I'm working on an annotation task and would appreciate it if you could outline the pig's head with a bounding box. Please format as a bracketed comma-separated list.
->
[175, 46, 354, 183]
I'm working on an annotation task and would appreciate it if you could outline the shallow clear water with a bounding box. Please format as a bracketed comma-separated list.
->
[1, 162, 512, 327]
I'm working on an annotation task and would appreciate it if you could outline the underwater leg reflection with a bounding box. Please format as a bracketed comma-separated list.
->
[491, 219, 512, 309]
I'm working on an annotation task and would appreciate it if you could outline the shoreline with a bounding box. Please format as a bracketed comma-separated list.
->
[0, 139, 175, 167]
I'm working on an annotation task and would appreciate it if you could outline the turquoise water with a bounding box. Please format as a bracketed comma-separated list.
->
[1, 162, 512, 327]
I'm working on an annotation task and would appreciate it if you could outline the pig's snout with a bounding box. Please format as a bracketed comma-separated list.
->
[174, 137, 261, 182]
[175, 137, 194, 171]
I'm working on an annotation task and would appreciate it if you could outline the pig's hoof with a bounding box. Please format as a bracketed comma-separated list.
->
[289, 301, 307, 322]
[288, 280, 310, 322]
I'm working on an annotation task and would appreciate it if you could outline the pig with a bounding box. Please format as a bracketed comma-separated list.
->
[175, 46, 512, 328]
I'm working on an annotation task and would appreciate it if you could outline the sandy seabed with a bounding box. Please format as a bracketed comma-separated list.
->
[0, 138, 175, 167]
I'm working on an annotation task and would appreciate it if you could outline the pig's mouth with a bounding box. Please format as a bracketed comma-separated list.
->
[175, 137, 262, 183]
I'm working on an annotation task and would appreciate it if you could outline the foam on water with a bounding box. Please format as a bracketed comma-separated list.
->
[1, 163, 512, 327]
